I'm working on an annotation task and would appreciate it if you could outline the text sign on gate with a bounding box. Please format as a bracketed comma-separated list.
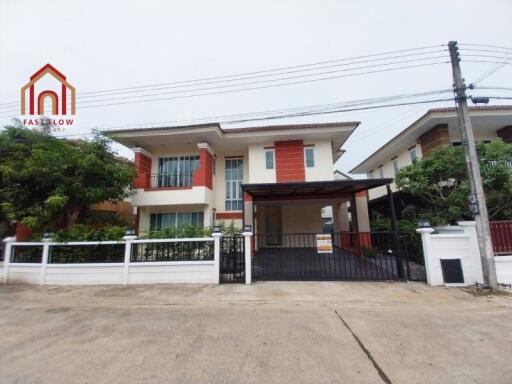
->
[316, 234, 333, 253]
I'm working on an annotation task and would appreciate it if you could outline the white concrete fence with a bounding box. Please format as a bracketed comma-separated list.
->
[1, 232, 253, 286]
[417, 221, 512, 286]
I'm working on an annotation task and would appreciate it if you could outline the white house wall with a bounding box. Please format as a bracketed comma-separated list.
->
[305, 140, 334, 181]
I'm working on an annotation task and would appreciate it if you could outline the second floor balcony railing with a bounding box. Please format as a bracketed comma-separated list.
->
[150, 172, 194, 188]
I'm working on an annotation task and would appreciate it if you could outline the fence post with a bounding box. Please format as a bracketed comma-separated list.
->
[242, 229, 253, 285]
[122, 234, 137, 285]
[40, 236, 53, 285]
[3, 237, 15, 284]
[212, 229, 223, 285]
[416, 226, 435, 285]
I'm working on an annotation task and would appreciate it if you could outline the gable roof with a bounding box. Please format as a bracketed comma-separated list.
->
[349, 105, 512, 174]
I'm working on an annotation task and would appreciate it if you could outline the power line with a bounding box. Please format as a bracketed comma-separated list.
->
[459, 43, 512, 52]
[0, 61, 449, 117]
[0, 55, 447, 112]
[96, 89, 452, 131]
[0, 45, 446, 108]
[468, 54, 512, 85]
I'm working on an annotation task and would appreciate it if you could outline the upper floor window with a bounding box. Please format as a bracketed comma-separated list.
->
[409, 146, 417, 163]
[304, 147, 315, 168]
[157, 156, 199, 188]
[368, 170, 374, 179]
[392, 157, 399, 175]
[265, 149, 275, 169]
[378, 165, 384, 178]
[150, 211, 204, 231]
[225, 158, 243, 211]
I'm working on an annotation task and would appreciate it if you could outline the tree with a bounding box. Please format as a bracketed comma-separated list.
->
[0, 126, 135, 231]
[395, 139, 512, 224]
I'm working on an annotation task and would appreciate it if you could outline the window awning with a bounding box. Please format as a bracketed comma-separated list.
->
[242, 179, 393, 200]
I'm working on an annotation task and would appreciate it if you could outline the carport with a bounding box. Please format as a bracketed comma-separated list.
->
[241, 178, 405, 281]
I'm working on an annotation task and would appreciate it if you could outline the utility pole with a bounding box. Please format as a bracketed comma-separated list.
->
[448, 41, 497, 289]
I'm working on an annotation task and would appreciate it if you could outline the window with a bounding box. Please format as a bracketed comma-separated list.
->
[225, 158, 243, 211]
[305, 147, 315, 167]
[392, 157, 399, 175]
[157, 156, 199, 187]
[149, 212, 204, 231]
[409, 146, 417, 163]
[368, 171, 374, 179]
[378, 165, 384, 178]
[265, 149, 274, 169]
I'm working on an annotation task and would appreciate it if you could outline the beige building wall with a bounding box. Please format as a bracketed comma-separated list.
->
[247, 143, 276, 183]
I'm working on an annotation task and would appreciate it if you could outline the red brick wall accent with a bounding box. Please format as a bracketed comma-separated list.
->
[133, 152, 152, 189]
[192, 148, 213, 189]
[497, 126, 512, 144]
[419, 124, 450, 157]
[216, 212, 243, 220]
[15, 222, 33, 241]
[275, 140, 305, 182]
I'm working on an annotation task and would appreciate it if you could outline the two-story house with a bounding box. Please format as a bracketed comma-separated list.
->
[349, 105, 512, 215]
[109, 122, 392, 240]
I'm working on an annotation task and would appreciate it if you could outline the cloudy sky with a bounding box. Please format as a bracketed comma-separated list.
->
[1, 0, 511, 174]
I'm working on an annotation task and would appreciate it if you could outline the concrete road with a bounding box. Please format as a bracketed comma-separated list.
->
[0, 282, 511, 384]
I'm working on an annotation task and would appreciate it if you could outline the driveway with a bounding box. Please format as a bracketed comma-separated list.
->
[0, 282, 511, 384]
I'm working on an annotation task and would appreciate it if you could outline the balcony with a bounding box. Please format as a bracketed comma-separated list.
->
[150, 172, 194, 189]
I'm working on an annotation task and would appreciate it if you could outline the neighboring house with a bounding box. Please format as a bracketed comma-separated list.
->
[349, 105, 512, 215]
[109, 122, 392, 240]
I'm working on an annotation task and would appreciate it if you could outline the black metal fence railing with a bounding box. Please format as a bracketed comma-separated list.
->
[252, 231, 425, 282]
[49, 243, 125, 264]
[220, 236, 245, 283]
[11, 245, 44, 263]
[150, 172, 194, 188]
[131, 240, 214, 262]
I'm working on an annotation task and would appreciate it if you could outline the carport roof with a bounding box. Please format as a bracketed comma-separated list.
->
[242, 179, 392, 200]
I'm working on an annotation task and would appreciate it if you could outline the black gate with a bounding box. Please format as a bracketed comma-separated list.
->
[252, 232, 425, 281]
[220, 236, 245, 283]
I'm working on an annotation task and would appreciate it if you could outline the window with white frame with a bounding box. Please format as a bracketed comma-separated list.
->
[409, 146, 417, 163]
[225, 158, 243, 211]
[304, 147, 315, 167]
[368, 170, 374, 179]
[265, 149, 275, 169]
[378, 165, 384, 178]
[149, 212, 204, 231]
[392, 157, 399, 175]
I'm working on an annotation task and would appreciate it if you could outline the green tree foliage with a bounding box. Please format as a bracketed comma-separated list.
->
[395, 139, 512, 223]
[0, 126, 135, 231]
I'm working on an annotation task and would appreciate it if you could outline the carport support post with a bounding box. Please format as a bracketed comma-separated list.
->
[212, 231, 223, 285]
[242, 230, 253, 284]
[122, 234, 137, 285]
[3, 237, 15, 284]
[387, 184, 405, 280]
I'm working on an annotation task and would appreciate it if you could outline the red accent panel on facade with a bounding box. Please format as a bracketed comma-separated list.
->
[216, 212, 243, 220]
[16, 222, 33, 241]
[192, 148, 213, 189]
[133, 152, 152, 189]
[243, 192, 253, 201]
[275, 140, 305, 182]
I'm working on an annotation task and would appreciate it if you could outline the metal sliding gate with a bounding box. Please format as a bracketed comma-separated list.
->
[219, 236, 245, 283]
[252, 232, 424, 281]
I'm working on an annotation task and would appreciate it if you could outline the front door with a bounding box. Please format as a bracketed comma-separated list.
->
[265, 206, 282, 246]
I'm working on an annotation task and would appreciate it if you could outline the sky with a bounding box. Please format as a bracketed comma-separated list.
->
[0, 0, 511, 174]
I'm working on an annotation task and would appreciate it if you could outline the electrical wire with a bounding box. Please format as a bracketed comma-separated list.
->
[0, 55, 448, 113]
[0, 45, 446, 108]
[0, 61, 449, 117]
